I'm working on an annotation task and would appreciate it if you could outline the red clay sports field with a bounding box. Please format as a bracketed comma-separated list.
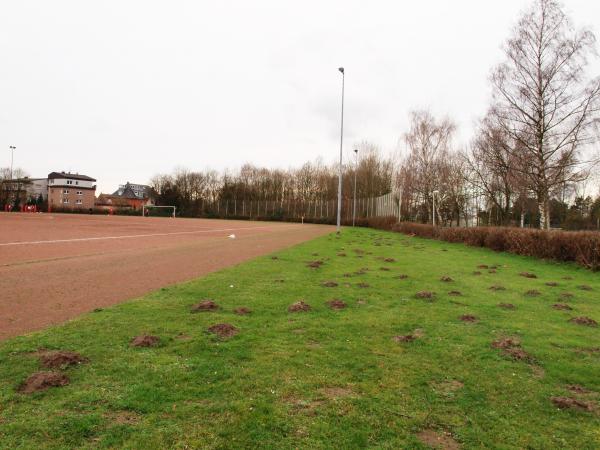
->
[0, 213, 332, 340]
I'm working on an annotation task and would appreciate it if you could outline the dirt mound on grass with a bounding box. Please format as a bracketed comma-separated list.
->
[321, 281, 338, 288]
[459, 314, 477, 323]
[337, 252, 347, 257]
[570, 316, 598, 327]
[551, 396, 594, 411]
[578, 285, 593, 291]
[288, 301, 311, 312]
[393, 334, 416, 343]
[472, 271, 482, 276]
[520, 272, 537, 279]
[448, 291, 462, 296]
[18, 371, 69, 394]
[567, 384, 590, 394]
[379, 267, 390, 271]
[130, 335, 160, 347]
[396, 274, 409, 279]
[491, 337, 521, 349]
[561, 292, 574, 299]
[207, 323, 238, 338]
[416, 429, 461, 450]
[489, 285, 506, 291]
[40, 351, 88, 369]
[477, 264, 489, 269]
[383, 258, 396, 263]
[440, 276, 453, 282]
[525, 290, 541, 297]
[545, 282, 559, 287]
[327, 299, 347, 310]
[234, 307, 251, 315]
[271, 256, 279, 260]
[552, 303, 572, 311]
[191, 300, 219, 312]
[416, 291, 435, 299]
[498, 303, 516, 310]
[307, 260, 324, 269]
[356, 282, 370, 288]
[488, 269, 497, 274]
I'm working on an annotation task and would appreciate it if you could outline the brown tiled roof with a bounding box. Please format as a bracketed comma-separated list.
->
[48, 172, 96, 182]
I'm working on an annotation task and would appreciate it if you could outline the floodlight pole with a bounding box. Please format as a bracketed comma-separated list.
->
[352, 148, 358, 227]
[432, 190, 439, 226]
[336, 67, 345, 233]
[9, 146, 15, 180]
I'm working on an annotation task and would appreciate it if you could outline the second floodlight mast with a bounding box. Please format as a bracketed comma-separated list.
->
[336, 67, 345, 233]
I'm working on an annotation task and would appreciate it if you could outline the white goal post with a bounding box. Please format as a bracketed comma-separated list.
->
[142, 205, 177, 218]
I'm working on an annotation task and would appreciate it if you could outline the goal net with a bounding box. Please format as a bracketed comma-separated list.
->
[142, 205, 176, 218]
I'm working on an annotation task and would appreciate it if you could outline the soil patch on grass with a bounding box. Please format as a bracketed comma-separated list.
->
[578, 285, 593, 291]
[570, 317, 598, 327]
[459, 314, 477, 323]
[356, 282, 370, 289]
[448, 291, 462, 296]
[18, 371, 69, 394]
[525, 290, 541, 297]
[288, 301, 311, 312]
[491, 337, 533, 362]
[545, 282, 558, 287]
[551, 396, 594, 412]
[384, 258, 396, 263]
[416, 291, 435, 300]
[489, 285, 506, 291]
[567, 384, 591, 394]
[39, 351, 88, 369]
[234, 307, 251, 315]
[477, 265, 489, 269]
[553, 304, 573, 311]
[498, 303, 516, 310]
[319, 387, 354, 399]
[440, 276, 453, 282]
[191, 300, 219, 312]
[393, 334, 417, 343]
[321, 281, 338, 288]
[130, 335, 160, 347]
[396, 274, 409, 279]
[327, 299, 347, 310]
[379, 267, 390, 271]
[105, 410, 141, 425]
[520, 272, 537, 279]
[307, 261, 324, 269]
[416, 429, 461, 450]
[561, 292, 574, 299]
[431, 379, 464, 395]
[207, 323, 239, 338]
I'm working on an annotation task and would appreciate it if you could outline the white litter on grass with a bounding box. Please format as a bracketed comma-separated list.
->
[229, 285, 234, 288]
[228, 234, 236, 239]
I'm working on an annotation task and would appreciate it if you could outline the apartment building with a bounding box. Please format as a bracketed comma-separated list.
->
[47, 171, 96, 211]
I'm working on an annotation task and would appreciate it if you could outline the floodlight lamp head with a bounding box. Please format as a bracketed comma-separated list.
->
[338, 67, 344, 74]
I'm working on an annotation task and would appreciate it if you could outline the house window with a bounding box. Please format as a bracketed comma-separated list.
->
[75, 181, 79, 185]
[77, 191, 83, 195]
[63, 189, 69, 194]
[67, 180, 73, 185]
[76, 199, 82, 204]
[63, 198, 69, 204]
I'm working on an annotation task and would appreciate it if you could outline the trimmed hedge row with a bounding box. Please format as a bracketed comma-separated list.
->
[363, 218, 600, 271]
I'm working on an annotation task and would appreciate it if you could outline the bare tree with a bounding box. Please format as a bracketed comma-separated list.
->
[490, 0, 600, 228]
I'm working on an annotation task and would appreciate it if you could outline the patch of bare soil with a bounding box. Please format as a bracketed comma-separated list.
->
[570, 316, 598, 327]
[327, 299, 347, 310]
[337, 252, 347, 257]
[191, 300, 219, 312]
[379, 267, 390, 271]
[477, 265, 489, 269]
[39, 351, 88, 369]
[307, 260, 324, 269]
[274, 278, 285, 283]
[343, 273, 354, 278]
[489, 285, 506, 291]
[488, 269, 497, 274]
[271, 256, 279, 260]
[525, 290, 541, 297]
[417, 429, 461, 450]
[551, 396, 594, 411]
[431, 379, 464, 395]
[578, 285, 593, 291]
[105, 410, 141, 425]
[552, 303, 573, 311]
[459, 314, 477, 323]
[18, 371, 69, 394]
[520, 272, 537, 279]
[207, 323, 239, 338]
[384, 258, 396, 263]
[356, 299, 366, 305]
[353, 248, 366, 255]
[416, 291, 435, 300]
[357, 282, 370, 288]
[472, 271, 482, 276]
[393, 334, 416, 343]
[440, 276, 453, 282]
[491, 337, 533, 362]
[286, 396, 325, 416]
[130, 335, 160, 347]
[498, 303, 516, 310]
[561, 292, 574, 300]
[234, 307, 251, 315]
[319, 387, 354, 398]
[567, 384, 591, 394]
[545, 282, 559, 287]
[448, 291, 462, 296]
[288, 301, 311, 312]
[491, 337, 521, 349]
[397, 274, 409, 279]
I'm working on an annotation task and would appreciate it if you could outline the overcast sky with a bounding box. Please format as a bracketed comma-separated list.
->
[1, 0, 599, 194]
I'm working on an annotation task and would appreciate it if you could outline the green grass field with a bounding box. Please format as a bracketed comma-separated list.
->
[1, 227, 599, 449]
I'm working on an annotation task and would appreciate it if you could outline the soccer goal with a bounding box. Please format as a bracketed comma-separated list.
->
[142, 205, 176, 218]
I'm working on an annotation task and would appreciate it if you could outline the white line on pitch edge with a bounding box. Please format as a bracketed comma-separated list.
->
[0, 225, 297, 247]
